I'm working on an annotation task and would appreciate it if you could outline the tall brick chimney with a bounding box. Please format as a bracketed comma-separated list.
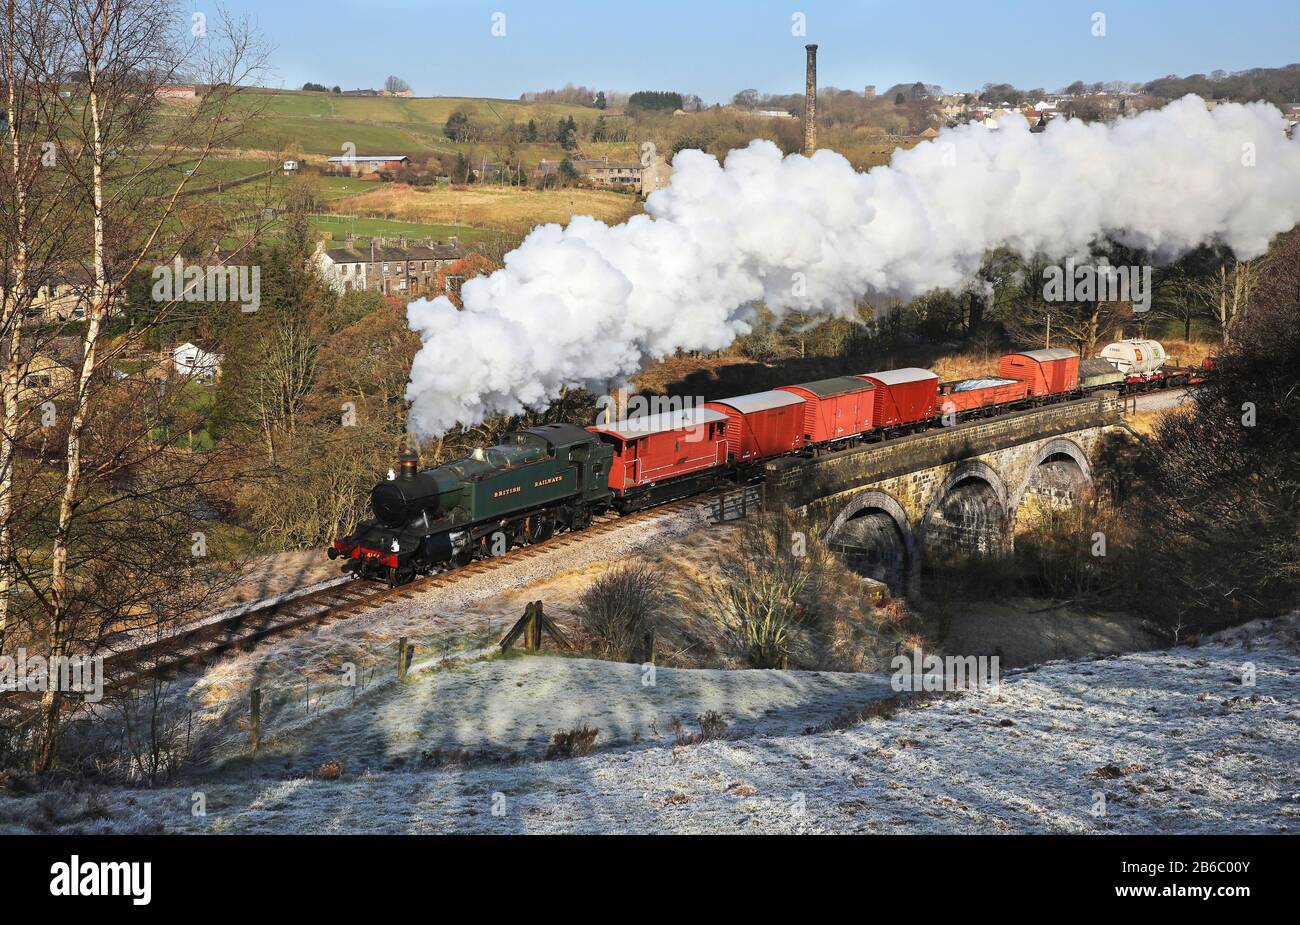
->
[803, 43, 818, 156]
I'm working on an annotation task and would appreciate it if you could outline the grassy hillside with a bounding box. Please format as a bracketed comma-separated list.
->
[160, 88, 598, 159]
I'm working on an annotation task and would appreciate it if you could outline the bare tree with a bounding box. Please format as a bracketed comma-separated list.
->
[1187, 256, 1259, 346]
[0, 0, 77, 647]
[0, 0, 269, 772]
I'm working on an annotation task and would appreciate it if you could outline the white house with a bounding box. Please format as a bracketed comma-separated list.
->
[173, 342, 222, 381]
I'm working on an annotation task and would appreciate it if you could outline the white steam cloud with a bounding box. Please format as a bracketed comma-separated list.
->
[405, 96, 1300, 437]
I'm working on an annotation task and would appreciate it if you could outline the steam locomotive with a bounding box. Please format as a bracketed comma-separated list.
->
[331, 338, 1205, 584]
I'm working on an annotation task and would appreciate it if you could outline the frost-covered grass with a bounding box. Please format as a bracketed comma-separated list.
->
[4, 615, 1296, 834]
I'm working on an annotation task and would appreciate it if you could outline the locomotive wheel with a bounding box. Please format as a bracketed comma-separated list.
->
[523, 512, 556, 544]
[569, 506, 592, 532]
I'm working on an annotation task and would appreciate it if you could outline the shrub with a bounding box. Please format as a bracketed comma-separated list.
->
[697, 505, 837, 669]
[673, 711, 729, 745]
[1014, 502, 1122, 599]
[545, 725, 599, 760]
[577, 563, 669, 662]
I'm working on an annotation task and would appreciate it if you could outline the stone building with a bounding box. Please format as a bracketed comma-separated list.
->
[313, 237, 462, 296]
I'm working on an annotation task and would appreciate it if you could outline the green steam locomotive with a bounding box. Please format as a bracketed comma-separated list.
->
[330, 424, 615, 584]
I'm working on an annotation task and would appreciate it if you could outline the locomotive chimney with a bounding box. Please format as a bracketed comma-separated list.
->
[399, 450, 417, 480]
[803, 43, 818, 157]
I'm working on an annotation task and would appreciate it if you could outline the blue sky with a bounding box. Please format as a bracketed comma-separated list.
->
[213, 0, 1299, 101]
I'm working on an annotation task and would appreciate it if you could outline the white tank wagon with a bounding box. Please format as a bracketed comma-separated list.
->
[1099, 339, 1167, 377]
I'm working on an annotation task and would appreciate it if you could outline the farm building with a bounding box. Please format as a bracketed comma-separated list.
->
[325, 155, 409, 176]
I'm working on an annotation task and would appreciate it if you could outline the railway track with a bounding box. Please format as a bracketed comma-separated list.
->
[2, 383, 1190, 724]
[0, 492, 714, 722]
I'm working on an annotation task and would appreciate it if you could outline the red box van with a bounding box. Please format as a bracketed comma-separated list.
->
[999, 349, 1080, 397]
[855, 368, 939, 429]
[704, 390, 807, 462]
[776, 377, 876, 445]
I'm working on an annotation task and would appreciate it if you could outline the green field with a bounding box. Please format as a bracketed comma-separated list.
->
[160, 89, 599, 158]
[318, 175, 374, 200]
[176, 156, 277, 181]
[306, 215, 492, 246]
[218, 213, 495, 251]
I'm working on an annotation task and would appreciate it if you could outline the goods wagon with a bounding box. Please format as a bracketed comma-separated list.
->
[1079, 357, 1125, 391]
[775, 377, 876, 445]
[999, 348, 1080, 397]
[704, 390, 806, 463]
[855, 368, 939, 430]
[938, 376, 1030, 416]
[589, 407, 730, 510]
[1098, 339, 1166, 377]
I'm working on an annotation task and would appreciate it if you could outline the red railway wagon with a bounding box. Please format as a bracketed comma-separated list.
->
[775, 377, 876, 445]
[855, 368, 939, 430]
[938, 376, 1031, 416]
[704, 390, 807, 463]
[999, 348, 1079, 397]
[589, 407, 730, 499]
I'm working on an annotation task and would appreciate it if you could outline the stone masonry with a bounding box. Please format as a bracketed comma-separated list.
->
[763, 393, 1125, 593]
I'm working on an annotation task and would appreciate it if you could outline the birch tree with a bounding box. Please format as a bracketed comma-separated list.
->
[4, 0, 267, 771]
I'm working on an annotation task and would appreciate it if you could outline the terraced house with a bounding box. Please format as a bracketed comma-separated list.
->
[313, 237, 463, 296]
[1, 267, 121, 323]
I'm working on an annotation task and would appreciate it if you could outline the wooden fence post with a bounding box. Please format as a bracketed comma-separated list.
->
[398, 637, 409, 679]
[250, 688, 261, 752]
[499, 600, 570, 653]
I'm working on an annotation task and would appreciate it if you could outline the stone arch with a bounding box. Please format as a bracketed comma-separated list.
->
[1012, 438, 1094, 527]
[919, 460, 1012, 563]
[826, 490, 918, 596]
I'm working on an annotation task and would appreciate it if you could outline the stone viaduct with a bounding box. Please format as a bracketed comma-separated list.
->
[763, 393, 1127, 595]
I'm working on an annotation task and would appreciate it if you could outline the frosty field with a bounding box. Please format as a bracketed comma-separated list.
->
[5, 615, 1295, 835]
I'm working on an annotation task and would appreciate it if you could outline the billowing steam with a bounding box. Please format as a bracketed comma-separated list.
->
[406, 96, 1300, 436]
